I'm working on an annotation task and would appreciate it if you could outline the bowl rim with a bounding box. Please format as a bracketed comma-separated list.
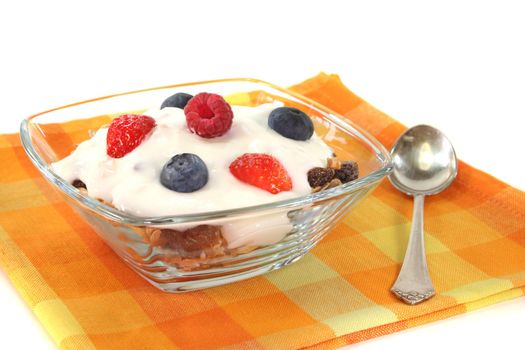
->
[20, 77, 393, 225]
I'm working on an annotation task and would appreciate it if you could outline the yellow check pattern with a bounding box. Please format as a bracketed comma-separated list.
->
[0, 73, 524, 349]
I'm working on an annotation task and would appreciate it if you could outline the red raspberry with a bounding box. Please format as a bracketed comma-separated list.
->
[106, 114, 156, 158]
[229, 153, 293, 194]
[184, 93, 233, 138]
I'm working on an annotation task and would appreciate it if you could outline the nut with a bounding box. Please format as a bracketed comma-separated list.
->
[326, 178, 343, 188]
[149, 229, 162, 243]
[327, 157, 342, 170]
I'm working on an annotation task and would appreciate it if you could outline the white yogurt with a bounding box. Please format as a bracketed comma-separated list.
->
[52, 103, 333, 247]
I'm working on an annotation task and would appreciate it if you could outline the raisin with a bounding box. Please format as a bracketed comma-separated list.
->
[72, 179, 86, 189]
[307, 167, 335, 188]
[334, 161, 359, 183]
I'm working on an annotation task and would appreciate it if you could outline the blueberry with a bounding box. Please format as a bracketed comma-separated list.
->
[160, 153, 208, 192]
[268, 107, 314, 141]
[161, 93, 193, 109]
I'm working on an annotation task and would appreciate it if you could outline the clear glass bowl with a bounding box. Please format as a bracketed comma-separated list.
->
[20, 78, 392, 292]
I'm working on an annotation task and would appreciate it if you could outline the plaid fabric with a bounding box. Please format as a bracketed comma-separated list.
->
[1, 73, 524, 350]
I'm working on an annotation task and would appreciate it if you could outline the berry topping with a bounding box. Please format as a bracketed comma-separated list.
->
[161, 92, 193, 109]
[160, 153, 208, 193]
[106, 114, 156, 158]
[334, 161, 359, 183]
[307, 167, 335, 187]
[307, 158, 359, 190]
[229, 153, 292, 194]
[184, 93, 233, 138]
[268, 107, 314, 141]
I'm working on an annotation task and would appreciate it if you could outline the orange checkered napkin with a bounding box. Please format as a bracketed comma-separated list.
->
[1, 73, 524, 349]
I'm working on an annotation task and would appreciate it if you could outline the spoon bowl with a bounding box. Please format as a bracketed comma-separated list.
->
[390, 125, 457, 196]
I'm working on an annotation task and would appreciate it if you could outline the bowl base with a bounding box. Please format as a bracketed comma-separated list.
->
[142, 252, 306, 293]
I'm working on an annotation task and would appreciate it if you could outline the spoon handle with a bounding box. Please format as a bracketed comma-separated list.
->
[391, 194, 435, 304]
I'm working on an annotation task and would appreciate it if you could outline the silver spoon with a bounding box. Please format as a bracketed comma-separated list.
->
[389, 125, 458, 304]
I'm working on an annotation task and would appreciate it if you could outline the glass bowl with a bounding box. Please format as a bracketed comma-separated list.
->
[20, 78, 392, 292]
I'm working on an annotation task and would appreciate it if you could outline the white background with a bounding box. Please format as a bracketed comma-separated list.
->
[1, 1, 524, 349]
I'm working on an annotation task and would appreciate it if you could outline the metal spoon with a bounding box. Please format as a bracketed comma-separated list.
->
[389, 125, 458, 304]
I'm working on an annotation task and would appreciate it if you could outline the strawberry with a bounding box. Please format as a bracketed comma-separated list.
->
[106, 114, 156, 158]
[229, 153, 292, 194]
